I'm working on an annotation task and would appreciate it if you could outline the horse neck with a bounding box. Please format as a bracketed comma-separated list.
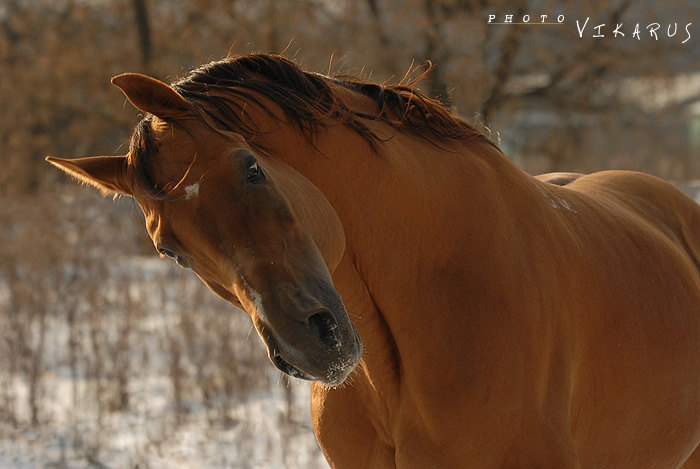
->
[306, 130, 539, 282]
[267, 126, 543, 395]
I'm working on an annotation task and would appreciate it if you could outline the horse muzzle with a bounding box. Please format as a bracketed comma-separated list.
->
[257, 304, 362, 386]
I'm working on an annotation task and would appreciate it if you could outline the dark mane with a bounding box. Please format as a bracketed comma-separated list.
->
[169, 54, 495, 148]
[129, 54, 499, 195]
[128, 114, 157, 195]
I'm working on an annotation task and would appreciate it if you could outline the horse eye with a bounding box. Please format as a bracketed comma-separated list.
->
[159, 247, 177, 260]
[158, 248, 190, 269]
[247, 161, 264, 181]
[159, 247, 189, 268]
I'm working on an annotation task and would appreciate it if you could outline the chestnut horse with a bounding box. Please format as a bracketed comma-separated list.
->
[48, 54, 700, 467]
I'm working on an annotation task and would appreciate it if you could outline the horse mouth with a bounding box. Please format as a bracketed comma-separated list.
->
[262, 326, 362, 386]
[269, 347, 316, 381]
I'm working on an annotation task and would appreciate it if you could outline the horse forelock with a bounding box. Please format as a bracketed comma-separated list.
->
[126, 54, 501, 197]
[128, 115, 159, 198]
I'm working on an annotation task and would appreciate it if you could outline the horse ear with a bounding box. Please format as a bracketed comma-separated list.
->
[46, 155, 132, 196]
[111, 73, 189, 118]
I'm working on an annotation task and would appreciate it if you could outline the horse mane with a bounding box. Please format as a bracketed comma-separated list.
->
[169, 54, 495, 148]
[129, 54, 500, 195]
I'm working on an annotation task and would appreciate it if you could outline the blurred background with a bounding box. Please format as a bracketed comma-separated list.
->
[1, 0, 698, 467]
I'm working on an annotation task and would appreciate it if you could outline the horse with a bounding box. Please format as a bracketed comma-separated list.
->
[47, 54, 700, 467]
[535, 171, 583, 186]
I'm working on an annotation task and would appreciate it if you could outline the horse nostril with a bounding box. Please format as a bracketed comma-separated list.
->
[308, 311, 341, 350]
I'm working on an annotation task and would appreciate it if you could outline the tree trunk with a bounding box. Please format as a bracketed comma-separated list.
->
[132, 0, 152, 66]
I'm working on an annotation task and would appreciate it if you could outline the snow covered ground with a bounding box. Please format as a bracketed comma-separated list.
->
[0, 381, 326, 468]
[0, 253, 327, 468]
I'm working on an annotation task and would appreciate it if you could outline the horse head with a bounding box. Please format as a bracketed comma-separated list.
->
[47, 72, 362, 385]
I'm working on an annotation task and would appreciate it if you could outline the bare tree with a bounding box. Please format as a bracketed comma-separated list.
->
[132, 0, 152, 66]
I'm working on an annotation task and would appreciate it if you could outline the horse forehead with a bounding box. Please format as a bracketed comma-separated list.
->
[143, 124, 223, 184]
[151, 119, 195, 153]
[150, 118, 216, 155]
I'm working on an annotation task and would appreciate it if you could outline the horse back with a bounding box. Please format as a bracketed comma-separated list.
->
[536, 172, 584, 186]
[567, 170, 700, 275]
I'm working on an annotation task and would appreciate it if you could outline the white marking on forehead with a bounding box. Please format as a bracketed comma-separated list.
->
[184, 183, 199, 200]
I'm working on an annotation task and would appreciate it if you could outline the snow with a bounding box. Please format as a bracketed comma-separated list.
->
[0, 256, 328, 468]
